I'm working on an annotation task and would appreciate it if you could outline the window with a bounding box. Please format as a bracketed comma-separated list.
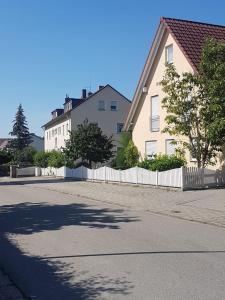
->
[110, 101, 117, 111]
[165, 139, 176, 155]
[55, 137, 57, 149]
[63, 125, 65, 136]
[117, 123, 124, 133]
[66, 123, 69, 135]
[46, 132, 48, 140]
[55, 129, 57, 135]
[145, 141, 157, 157]
[52, 129, 54, 137]
[58, 127, 61, 135]
[150, 95, 160, 132]
[166, 44, 173, 64]
[98, 100, 105, 111]
[49, 131, 51, 139]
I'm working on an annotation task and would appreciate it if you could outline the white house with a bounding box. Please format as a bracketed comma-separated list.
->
[42, 85, 131, 152]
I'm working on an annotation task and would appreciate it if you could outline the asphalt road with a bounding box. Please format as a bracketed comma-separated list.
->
[0, 184, 225, 299]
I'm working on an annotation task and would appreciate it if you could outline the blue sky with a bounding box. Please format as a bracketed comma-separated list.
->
[0, 0, 225, 137]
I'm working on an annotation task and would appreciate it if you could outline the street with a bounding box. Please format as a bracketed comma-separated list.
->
[0, 182, 225, 299]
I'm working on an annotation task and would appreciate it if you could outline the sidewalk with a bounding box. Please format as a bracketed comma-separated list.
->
[1, 176, 225, 228]
[25, 178, 225, 229]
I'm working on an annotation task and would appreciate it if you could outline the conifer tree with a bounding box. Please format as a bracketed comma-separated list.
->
[9, 104, 32, 151]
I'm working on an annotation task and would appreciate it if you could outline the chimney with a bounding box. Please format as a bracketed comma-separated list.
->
[88, 91, 93, 97]
[82, 89, 87, 99]
[98, 85, 104, 91]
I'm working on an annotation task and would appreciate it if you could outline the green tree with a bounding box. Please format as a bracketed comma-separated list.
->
[34, 151, 50, 168]
[124, 140, 139, 168]
[160, 38, 225, 168]
[48, 151, 65, 168]
[0, 149, 12, 165]
[63, 119, 114, 167]
[9, 104, 32, 151]
[113, 132, 131, 168]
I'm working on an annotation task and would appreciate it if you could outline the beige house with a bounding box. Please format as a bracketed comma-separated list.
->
[124, 17, 225, 168]
[43, 85, 130, 152]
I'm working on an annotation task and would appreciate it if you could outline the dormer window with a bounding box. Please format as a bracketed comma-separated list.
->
[165, 44, 173, 64]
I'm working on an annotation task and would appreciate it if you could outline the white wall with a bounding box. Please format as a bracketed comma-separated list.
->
[44, 117, 71, 151]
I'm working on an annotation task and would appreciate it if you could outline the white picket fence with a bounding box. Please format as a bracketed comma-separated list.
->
[35, 165, 225, 190]
[38, 166, 182, 188]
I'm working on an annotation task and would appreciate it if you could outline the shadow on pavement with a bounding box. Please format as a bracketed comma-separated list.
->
[0, 201, 138, 299]
[0, 177, 78, 186]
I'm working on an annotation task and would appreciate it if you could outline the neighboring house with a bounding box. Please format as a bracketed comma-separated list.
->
[0, 134, 44, 152]
[0, 138, 10, 150]
[30, 133, 44, 151]
[42, 85, 131, 151]
[124, 17, 225, 168]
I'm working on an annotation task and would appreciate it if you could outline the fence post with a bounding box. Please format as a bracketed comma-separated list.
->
[104, 166, 106, 182]
[92, 168, 94, 182]
[136, 166, 138, 184]
[119, 169, 121, 184]
[156, 170, 158, 186]
[180, 166, 184, 191]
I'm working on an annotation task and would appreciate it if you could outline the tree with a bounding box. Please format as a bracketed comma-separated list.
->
[113, 132, 131, 168]
[63, 119, 114, 167]
[123, 140, 139, 168]
[160, 38, 225, 168]
[9, 104, 32, 151]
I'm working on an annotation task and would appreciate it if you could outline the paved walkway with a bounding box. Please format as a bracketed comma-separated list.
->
[1, 177, 224, 228]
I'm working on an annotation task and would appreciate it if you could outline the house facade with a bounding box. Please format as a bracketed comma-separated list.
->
[43, 85, 130, 152]
[124, 17, 225, 168]
[0, 134, 44, 151]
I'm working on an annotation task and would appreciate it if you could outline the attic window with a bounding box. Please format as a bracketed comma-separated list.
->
[165, 44, 173, 64]
[110, 101, 117, 111]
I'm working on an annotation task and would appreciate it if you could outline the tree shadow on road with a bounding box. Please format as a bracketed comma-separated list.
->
[0, 202, 138, 299]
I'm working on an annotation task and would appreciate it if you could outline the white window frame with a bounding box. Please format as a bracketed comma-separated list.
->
[110, 101, 118, 111]
[150, 95, 160, 132]
[165, 44, 173, 64]
[116, 123, 124, 133]
[165, 139, 176, 155]
[145, 140, 157, 158]
[98, 100, 105, 111]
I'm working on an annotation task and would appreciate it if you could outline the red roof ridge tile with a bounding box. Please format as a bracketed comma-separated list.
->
[160, 17, 225, 28]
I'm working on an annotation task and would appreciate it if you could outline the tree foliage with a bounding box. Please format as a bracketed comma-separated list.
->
[9, 104, 32, 151]
[160, 38, 225, 168]
[138, 154, 185, 171]
[123, 140, 139, 168]
[0, 149, 12, 165]
[63, 119, 114, 167]
[113, 132, 132, 169]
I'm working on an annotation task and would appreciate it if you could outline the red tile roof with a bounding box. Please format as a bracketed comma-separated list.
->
[161, 17, 225, 71]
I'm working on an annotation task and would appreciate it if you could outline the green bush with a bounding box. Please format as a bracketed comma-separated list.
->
[124, 140, 139, 168]
[138, 154, 185, 171]
[48, 151, 65, 168]
[11, 147, 36, 166]
[0, 150, 12, 165]
[0, 163, 10, 176]
[34, 151, 50, 168]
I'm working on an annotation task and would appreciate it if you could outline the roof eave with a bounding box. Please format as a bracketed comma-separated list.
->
[124, 22, 166, 131]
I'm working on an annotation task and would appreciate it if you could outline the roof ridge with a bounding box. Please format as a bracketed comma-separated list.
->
[161, 17, 225, 28]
